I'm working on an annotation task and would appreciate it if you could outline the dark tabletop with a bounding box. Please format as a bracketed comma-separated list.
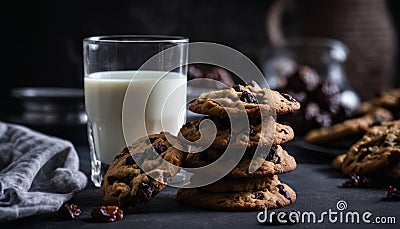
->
[3, 141, 399, 228]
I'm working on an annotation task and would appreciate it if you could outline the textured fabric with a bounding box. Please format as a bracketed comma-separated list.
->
[0, 122, 87, 221]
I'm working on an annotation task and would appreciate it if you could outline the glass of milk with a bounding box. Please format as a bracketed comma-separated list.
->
[83, 35, 188, 187]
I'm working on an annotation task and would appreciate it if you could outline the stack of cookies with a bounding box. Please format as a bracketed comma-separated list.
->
[176, 84, 301, 211]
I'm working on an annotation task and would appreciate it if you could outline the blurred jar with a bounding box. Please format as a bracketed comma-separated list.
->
[262, 38, 360, 111]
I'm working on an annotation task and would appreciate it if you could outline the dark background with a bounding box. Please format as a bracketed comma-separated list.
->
[1, 0, 400, 115]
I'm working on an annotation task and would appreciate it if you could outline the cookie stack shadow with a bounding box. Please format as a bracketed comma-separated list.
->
[176, 84, 301, 211]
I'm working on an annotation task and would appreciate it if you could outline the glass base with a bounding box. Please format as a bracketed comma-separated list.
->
[91, 161, 109, 188]
[87, 121, 109, 187]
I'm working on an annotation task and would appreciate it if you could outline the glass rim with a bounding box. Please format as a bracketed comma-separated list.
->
[83, 35, 189, 44]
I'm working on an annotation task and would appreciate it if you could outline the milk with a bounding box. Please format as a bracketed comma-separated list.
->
[85, 70, 186, 164]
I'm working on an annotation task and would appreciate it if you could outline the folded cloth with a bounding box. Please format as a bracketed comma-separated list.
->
[0, 121, 87, 221]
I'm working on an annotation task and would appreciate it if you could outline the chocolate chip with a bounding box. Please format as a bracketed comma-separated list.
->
[254, 192, 264, 200]
[342, 173, 372, 188]
[154, 144, 168, 154]
[125, 155, 135, 165]
[280, 93, 298, 104]
[232, 84, 244, 92]
[240, 90, 258, 104]
[122, 147, 130, 154]
[276, 184, 291, 200]
[91, 206, 123, 223]
[266, 147, 277, 161]
[218, 116, 231, 129]
[136, 182, 157, 203]
[58, 204, 81, 220]
[387, 186, 400, 201]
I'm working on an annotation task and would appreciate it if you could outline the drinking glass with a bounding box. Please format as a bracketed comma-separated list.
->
[83, 35, 188, 187]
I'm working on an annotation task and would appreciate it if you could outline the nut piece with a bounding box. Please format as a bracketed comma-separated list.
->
[58, 204, 81, 220]
[91, 206, 123, 223]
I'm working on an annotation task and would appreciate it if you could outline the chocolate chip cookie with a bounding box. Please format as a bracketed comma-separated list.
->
[183, 145, 296, 177]
[341, 120, 400, 175]
[101, 132, 185, 208]
[179, 116, 294, 149]
[176, 181, 296, 211]
[304, 108, 393, 145]
[188, 84, 300, 117]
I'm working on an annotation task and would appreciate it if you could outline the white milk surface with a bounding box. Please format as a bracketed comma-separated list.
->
[85, 70, 186, 164]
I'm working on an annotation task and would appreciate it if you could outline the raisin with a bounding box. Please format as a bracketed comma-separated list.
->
[240, 90, 258, 104]
[58, 204, 81, 220]
[280, 93, 298, 104]
[276, 184, 291, 200]
[342, 173, 372, 188]
[136, 182, 157, 203]
[387, 186, 400, 201]
[154, 144, 167, 154]
[91, 206, 123, 223]
[254, 192, 264, 200]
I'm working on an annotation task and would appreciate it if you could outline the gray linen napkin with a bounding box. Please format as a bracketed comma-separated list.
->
[0, 121, 87, 221]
